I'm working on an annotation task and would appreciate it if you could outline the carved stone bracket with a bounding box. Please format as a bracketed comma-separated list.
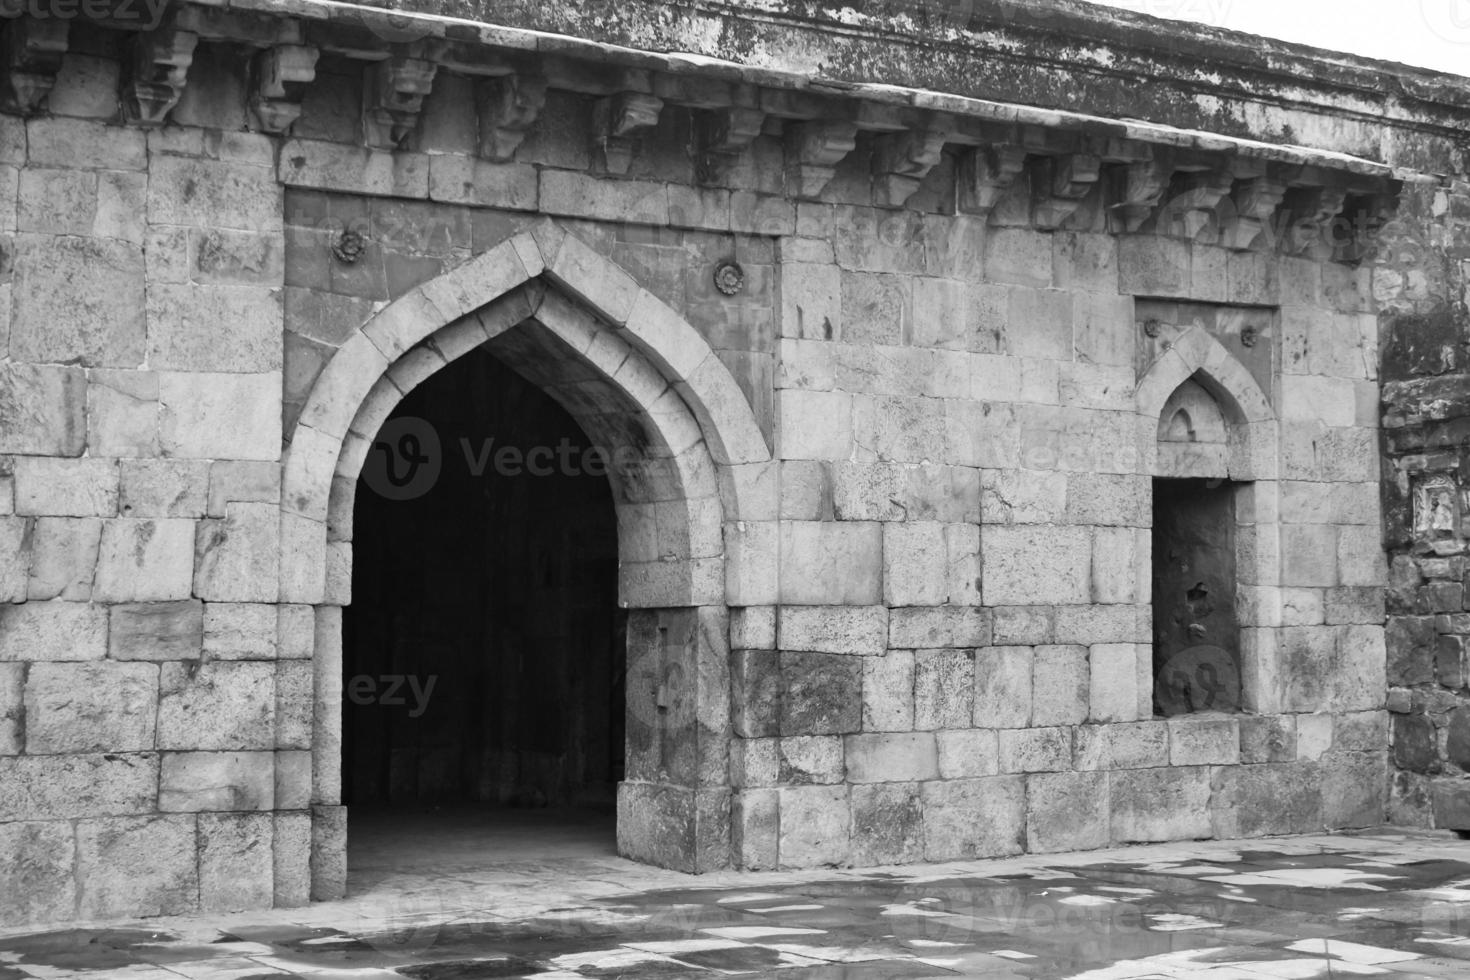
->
[477, 74, 547, 162]
[1032, 152, 1102, 229]
[1283, 183, 1350, 257]
[872, 114, 953, 207]
[1218, 174, 1289, 250]
[957, 143, 1028, 219]
[784, 119, 859, 199]
[1158, 167, 1237, 241]
[122, 26, 198, 127]
[697, 105, 766, 184]
[1109, 156, 1173, 233]
[250, 44, 318, 135]
[363, 55, 438, 149]
[592, 91, 663, 175]
[1, 19, 68, 116]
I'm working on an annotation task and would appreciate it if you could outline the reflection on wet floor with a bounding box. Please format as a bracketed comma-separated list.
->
[4, 830, 1470, 978]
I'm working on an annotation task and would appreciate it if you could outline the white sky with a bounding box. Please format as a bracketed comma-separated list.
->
[1080, 0, 1470, 76]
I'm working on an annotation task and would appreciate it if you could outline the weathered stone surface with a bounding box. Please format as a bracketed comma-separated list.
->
[274, 810, 312, 907]
[93, 518, 196, 602]
[982, 526, 1091, 605]
[194, 503, 281, 602]
[1031, 645, 1088, 726]
[1240, 715, 1297, 764]
[914, 649, 974, 730]
[998, 727, 1071, 773]
[159, 661, 276, 750]
[1393, 714, 1436, 774]
[778, 605, 887, 656]
[779, 522, 882, 604]
[24, 661, 157, 754]
[12, 234, 145, 367]
[778, 736, 844, 784]
[889, 606, 990, 649]
[935, 729, 999, 778]
[0, 363, 86, 456]
[780, 651, 861, 736]
[0, 601, 108, 661]
[14, 457, 118, 517]
[1321, 752, 1387, 829]
[0, 820, 76, 926]
[160, 752, 276, 812]
[732, 649, 780, 738]
[1168, 716, 1240, 766]
[973, 647, 1031, 728]
[1027, 771, 1109, 853]
[205, 603, 278, 660]
[159, 373, 282, 461]
[778, 784, 849, 868]
[148, 285, 283, 373]
[850, 782, 923, 865]
[862, 650, 914, 732]
[1074, 721, 1169, 771]
[27, 517, 101, 600]
[76, 815, 197, 920]
[1110, 767, 1212, 842]
[844, 732, 938, 783]
[0, 754, 157, 820]
[1210, 763, 1322, 837]
[199, 812, 275, 913]
[88, 370, 160, 458]
[921, 776, 1025, 861]
[119, 459, 209, 518]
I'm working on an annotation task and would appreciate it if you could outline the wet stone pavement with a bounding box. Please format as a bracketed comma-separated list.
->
[6, 829, 1470, 979]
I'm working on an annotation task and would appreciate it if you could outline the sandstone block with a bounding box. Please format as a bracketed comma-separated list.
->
[76, 815, 197, 920]
[921, 776, 1025, 861]
[730, 606, 776, 650]
[1031, 645, 1088, 726]
[732, 737, 778, 788]
[982, 526, 1091, 605]
[194, 502, 281, 602]
[780, 651, 862, 736]
[1210, 762, 1322, 838]
[12, 233, 145, 367]
[87, 370, 159, 458]
[0, 601, 107, 661]
[850, 782, 923, 866]
[274, 810, 312, 907]
[914, 649, 975, 730]
[998, 726, 1071, 773]
[936, 728, 999, 779]
[862, 650, 914, 732]
[149, 155, 281, 231]
[0, 362, 86, 455]
[776, 390, 852, 459]
[0, 821, 76, 926]
[311, 803, 348, 899]
[147, 284, 283, 373]
[1074, 721, 1168, 770]
[1168, 716, 1240, 765]
[14, 456, 118, 517]
[778, 605, 887, 656]
[980, 468, 1067, 525]
[1321, 752, 1387, 829]
[1110, 767, 1211, 842]
[985, 228, 1053, 287]
[883, 522, 947, 606]
[159, 661, 276, 750]
[778, 784, 849, 868]
[778, 736, 844, 784]
[974, 646, 1032, 728]
[1240, 715, 1297, 764]
[276, 750, 312, 810]
[1027, 770, 1109, 853]
[0, 662, 18, 754]
[108, 600, 203, 661]
[832, 463, 980, 524]
[778, 522, 882, 604]
[159, 372, 282, 461]
[1118, 236, 1190, 297]
[1337, 625, 1387, 710]
[1089, 643, 1144, 723]
[93, 518, 195, 602]
[208, 461, 282, 517]
[732, 649, 780, 738]
[204, 603, 278, 660]
[276, 660, 313, 750]
[24, 661, 157, 754]
[27, 517, 101, 600]
[845, 732, 938, 783]
[119, 459, 209, 518]
[0, 753, 157, 820]
[889, 606, 990, 649]
[199, 812, 274, 913]
[160, 751, 275, 811]
[29, 116, 145, 170]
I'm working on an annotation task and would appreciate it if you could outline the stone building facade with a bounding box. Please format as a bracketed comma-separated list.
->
[0, 0, 1466, 927]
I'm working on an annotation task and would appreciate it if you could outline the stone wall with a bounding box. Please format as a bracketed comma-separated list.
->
[0, 0, 1459, 927]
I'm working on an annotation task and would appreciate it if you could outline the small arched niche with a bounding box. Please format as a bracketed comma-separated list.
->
[1156, 377, 1230, 480]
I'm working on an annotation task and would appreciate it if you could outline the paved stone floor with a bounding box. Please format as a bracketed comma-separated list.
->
[5, 815, 1470, 979]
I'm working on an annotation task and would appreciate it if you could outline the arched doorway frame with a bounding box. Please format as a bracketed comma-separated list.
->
[279, 219, 774, 898]
[1135, 326, 1282, 715]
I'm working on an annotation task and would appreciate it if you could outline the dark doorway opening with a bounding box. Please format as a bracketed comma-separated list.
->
[344, 346, 624, 859]
[1152, 478, 1242, 717]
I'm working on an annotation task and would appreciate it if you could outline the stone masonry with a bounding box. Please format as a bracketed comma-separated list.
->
[0, 0, 1465, 927]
